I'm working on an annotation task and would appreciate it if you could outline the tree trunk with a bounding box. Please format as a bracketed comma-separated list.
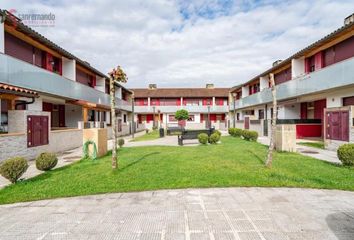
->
[266, 73, 277, 168]
[110, 78, 118, 169]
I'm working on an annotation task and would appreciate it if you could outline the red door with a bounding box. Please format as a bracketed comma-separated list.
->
[244, 117, 250, 129]
[27, 115, 49, 147]
[326, 111, 349, 141]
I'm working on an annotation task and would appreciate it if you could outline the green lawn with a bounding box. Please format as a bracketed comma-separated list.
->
[130, 130, 160, 142]
[0, 136, 353, 204]
[298, 141, 325, 149]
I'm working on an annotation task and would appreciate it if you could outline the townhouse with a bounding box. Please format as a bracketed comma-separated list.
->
[0, 10, 138, 161]
[230, 14, 354, 150]
[132, 84, 230, 130]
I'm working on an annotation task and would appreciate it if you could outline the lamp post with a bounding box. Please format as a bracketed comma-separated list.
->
[232, 93, 236, 128]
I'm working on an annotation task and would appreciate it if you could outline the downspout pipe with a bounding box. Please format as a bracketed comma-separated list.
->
[15, 97, 35, 109]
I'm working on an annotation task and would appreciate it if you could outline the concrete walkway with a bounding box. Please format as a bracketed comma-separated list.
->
[0, 187, 353, 239]
[258, 137, 341, 164]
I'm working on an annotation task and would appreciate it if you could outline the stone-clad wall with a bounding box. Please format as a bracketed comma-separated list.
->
[8, 110, 50, 133]
[0, 129, 83, 162]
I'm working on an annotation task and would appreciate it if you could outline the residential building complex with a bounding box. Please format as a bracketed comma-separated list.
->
[230, 14, 354, 150]
[0, 10, 139, 161]
[132, 84, 230, 130]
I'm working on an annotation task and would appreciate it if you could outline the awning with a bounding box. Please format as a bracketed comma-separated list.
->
[0, 83, 39, 98]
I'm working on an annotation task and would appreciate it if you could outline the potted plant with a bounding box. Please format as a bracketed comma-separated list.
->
[175, 109, 189, 127]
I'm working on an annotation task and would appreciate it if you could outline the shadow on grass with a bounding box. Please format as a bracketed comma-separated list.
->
[117, 152, 161, 172]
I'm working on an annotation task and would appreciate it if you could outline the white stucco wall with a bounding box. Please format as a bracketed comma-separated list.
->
[291, 57, 305, 78]
[62, 57, 76, 81]
[259, 76, 269, 91]
[326, 86, 354, 108]
[242, 86, 249, 98]
[279, 103, 300, 119]
[0, 20, 4, 53]
[65, 104, 82, 128]
[25, 97, 43, 111]
[95, 76, 106, 93]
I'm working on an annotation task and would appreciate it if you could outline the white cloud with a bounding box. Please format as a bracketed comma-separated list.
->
[1, 0, 353, 88]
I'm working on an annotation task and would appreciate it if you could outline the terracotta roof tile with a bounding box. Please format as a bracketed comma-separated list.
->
[0, 83, 38, 97]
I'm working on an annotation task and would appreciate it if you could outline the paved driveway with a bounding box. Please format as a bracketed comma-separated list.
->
[0, 188, 353, 240]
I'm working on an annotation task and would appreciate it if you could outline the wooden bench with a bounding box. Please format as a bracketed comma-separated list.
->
[178, 128, 215, 146]
[167, 126, 184, 135]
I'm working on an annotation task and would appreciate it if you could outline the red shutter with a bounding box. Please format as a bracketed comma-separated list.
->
[183, 99, 186, 105]
[304, 58, 310, 74]
[200, 114, 204, 122]
[314, 99, 326, 120]
[315, 51, 324, 70]
[58, 58, 63, 75]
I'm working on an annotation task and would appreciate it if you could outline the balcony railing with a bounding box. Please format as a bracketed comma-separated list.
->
[235, 56, 354, 109]
[0, 53, 132, 112]
[134, 105, 229, 113]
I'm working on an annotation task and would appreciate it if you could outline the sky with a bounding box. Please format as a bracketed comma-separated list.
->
[1, 0, 354, 88]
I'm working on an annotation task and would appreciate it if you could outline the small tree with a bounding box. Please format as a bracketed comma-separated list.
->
[265, 73, 277, 168]
[108, 66, 127, 169]
[175, 109, 189, 127]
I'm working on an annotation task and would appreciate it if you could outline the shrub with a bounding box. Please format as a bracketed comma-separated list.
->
[152, 126, 158, 130]
[209, 132, 221, 144]
[214, 130, 222, 137]
[228, 128, 242, 137]
[233, 128, 243, 137]
[36, 152, 58, 171]
[198, 133, 208, 145]
[0, 157, 28, 183]
[337, 144, 354, 166]
[242, 130, 258, 141]
[118, 138, 125, 148]
[145, 129, 149, 133]
[228, 128, 236, 135]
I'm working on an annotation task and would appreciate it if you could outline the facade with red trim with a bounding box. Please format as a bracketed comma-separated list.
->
[230, 15, 354, 150]
[132, 84, 229, 130]
[0, 10, 135, 161]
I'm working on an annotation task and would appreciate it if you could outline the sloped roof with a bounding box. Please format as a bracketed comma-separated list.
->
[0, 83, 39, 97]
[131, 88, 230, 98]
[231, 18, 354, 91]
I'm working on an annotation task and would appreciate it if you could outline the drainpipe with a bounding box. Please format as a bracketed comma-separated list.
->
[15, 97, 35, 109]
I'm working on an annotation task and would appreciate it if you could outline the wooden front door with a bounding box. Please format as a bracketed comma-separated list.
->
[244, 117, 250, 130]
[326, 111, 349, 142]
[27, 115, 49, 147]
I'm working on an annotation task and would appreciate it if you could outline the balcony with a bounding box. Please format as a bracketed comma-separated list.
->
[134, 105, 229, 113]
[0, 53, 132, 112]
[235, 56, 354, 109]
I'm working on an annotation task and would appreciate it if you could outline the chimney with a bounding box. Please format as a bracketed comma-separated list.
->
[206, 83, 214, 89]
[272, 60, 282, 67]
[148, 84, 157, 89]
[344, 13, 354, 25]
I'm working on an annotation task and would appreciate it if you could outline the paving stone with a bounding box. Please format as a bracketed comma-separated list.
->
[0, 188, 353, 239]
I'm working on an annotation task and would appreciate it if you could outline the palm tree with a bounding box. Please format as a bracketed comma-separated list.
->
[108, 66, 128, 169]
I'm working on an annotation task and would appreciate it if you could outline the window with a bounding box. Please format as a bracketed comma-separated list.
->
[184, 99, 200, 106]
[258, 109, 265, 120]
[168, 115, 177, 122]
[187, 115, 195, 122]
[123, 114, 127, 123]
[236, 113, 240, 120]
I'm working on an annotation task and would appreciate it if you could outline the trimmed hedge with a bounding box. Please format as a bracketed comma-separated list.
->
[214, 130, 222, 137]
[241, 129, 258, 141]
[209, 132, 220, 144]
[0, 157, 29, 183]
[337, 144, 354, 166]
[36, 152, 58, 171]
[118, 138, 125, 148]
[198, 133, 209, 144]
[228, 128, 242, 137]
